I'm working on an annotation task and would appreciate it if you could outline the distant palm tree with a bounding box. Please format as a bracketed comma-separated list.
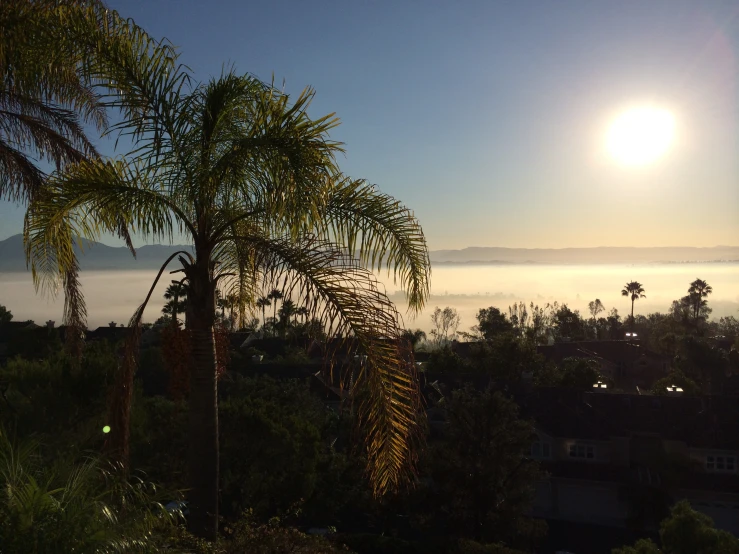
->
[256, 296, 271, 333]
[621, 281, 646, 326]
[267, 289, 284, 336]
[224, 293, 238, 329]
[278, 299, 298, 337]
[401, 328, 427, 350]
[688, 278, 713, 320]
[163, 281, 188, 325]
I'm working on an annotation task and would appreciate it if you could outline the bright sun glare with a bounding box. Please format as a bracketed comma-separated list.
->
[606, 106, 675, 166]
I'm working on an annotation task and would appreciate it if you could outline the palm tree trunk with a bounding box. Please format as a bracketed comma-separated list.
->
[186, 263, 219, 540]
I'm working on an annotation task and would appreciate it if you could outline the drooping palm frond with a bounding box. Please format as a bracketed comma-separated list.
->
[319, 176, 430, 313]
[217, 230, 422, 495]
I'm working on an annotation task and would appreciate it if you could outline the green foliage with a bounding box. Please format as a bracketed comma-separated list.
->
[219, 376, 331, 520]
[551, 304, 587, 341]
[613, 500, 739, 554]
[0, 432, 179, 553]
[413, 386, 543, 546]
[0, 344, 114, 453]
[673, 336, 730, 393]
[474, 307, 515, 341]
[426, 346, 469, 373]
[558, 357, 603, 389]
[338, 534, 526, 554]
[478, 333, 544, 380]
[129, 396, 188, 491]
[651, 370, 700, 396]
[163, 511, 352, 553]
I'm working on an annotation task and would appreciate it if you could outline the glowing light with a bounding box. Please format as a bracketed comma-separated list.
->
[606, 106, 675, 166]
[102, 425, 111, 434]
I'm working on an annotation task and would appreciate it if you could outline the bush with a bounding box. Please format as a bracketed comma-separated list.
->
[0, 431, 179, 553]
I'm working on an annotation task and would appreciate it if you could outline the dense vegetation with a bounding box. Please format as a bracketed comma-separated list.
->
[1, 275, 737, 552]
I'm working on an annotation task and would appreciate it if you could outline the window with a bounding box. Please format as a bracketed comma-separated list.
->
[569, 443, 595, 460]
[706, 455, 737, 473]
[531, 440, 551, 459]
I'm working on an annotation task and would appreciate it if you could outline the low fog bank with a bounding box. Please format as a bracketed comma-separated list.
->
[1, 263, 737, 333]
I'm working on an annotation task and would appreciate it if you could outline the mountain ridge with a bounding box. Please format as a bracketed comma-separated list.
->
[0, 234, 737, 271]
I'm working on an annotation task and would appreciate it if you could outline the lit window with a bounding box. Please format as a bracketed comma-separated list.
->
[569, 443, 595, 460]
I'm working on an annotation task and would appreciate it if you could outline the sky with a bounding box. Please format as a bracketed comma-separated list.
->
[1, 0, 737, 250]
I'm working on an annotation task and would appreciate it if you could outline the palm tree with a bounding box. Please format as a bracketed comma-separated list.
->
[267, 289, 284, 336]
[688, 278, 713, 320]
[0, 0, 174, 205]
[224, 293, 238, 329]
[621, 281, 646, 327]
[278, 298, 298, 337]
[256, 296, 271, 333]
[163, 281, 188, 325]
[25, 68, 430, 539]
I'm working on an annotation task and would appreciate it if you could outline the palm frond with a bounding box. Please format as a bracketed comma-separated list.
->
[320, 177, 431, 314]
[217, 231, 422, 495]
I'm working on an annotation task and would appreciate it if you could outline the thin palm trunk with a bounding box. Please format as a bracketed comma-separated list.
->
[185, 261, 219, 540]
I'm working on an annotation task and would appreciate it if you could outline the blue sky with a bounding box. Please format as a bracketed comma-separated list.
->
[1, 0, 737, 249]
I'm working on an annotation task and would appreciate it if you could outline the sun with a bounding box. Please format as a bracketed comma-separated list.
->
[606, 106, 675, 166]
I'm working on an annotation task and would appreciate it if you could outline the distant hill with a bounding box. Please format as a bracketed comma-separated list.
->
[0, 234, 193, 271]
[429, 246, 739, 264]
[0, 234, 737, 271]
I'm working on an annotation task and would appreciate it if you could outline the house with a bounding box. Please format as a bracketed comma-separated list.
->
[520, 388, 739, 537]
[0, 321, 40, 364]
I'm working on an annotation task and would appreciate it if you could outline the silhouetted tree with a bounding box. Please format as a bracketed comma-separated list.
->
[613, 500, 739, 554]
[0, 304, 12, 324]
[256, 296, 271, 333]
[474, 306, 515, 341]
[267, 289, 284, 337]
[430, 306, 460, 348]
[622, 281, 646, 326]
[162, 281, 188, 325]
[401, 328, 427, 350]
[416, 386, 543, 545]
[688, 279, 713, 321]
[588, 298, 605, 319]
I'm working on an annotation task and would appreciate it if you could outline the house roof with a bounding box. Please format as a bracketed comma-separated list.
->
[537, 341, 670, 366]
[0, 321, 39, 341]
[582, 393, 739, 450]
[86, 326, 131, 342]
